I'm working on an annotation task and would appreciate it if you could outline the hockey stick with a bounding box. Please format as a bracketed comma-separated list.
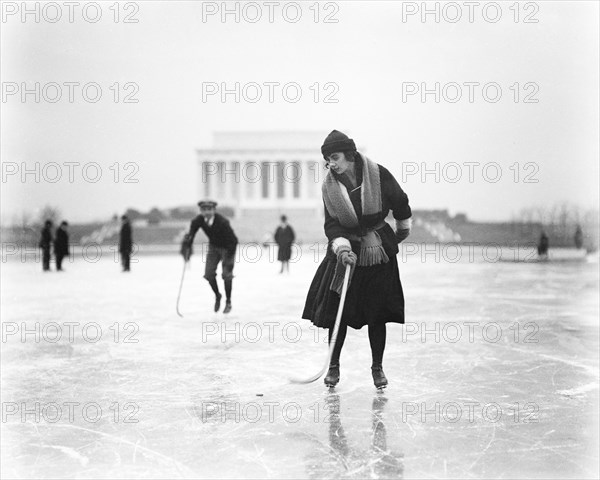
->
[176, 259, 188, 317]
[290, 263, 351, 384]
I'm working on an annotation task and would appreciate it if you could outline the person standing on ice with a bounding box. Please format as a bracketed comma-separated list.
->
[39, 219, 54, 271]
[54, 221, 70, 271]
[574, 225, 584, 250]
[181, 200, 238, 314]
[119, 215, 133, 272]
[274, 215, 295, 274]
[302, 130, 412, 389]
[537, 231, 549, 259]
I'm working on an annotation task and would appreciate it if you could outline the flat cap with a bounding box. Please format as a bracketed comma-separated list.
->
[198, 199, 218, 208]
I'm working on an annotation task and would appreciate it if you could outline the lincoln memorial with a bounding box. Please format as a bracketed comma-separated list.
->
[197, 131, 328, 216]
[196, 131, 329, 240]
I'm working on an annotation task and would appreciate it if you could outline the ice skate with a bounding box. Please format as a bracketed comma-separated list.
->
[324, 364, 340, 387]
[372, 364, 388, 389]
[223, 300, 232, 314]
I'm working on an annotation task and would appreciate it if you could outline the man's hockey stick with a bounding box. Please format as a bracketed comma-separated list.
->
[176, 259, 188, 317]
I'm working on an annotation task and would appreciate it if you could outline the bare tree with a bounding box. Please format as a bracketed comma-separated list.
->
[37, 205, 62, 226]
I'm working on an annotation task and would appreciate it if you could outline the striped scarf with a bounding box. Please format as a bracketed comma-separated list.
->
[322, 154, 390, 269]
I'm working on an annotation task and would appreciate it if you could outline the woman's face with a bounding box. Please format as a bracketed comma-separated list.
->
[326, 152, 352, 174]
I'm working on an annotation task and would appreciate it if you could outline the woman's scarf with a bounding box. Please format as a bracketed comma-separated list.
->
[322, 154, 390, 293]
[323, 153, 382, 227]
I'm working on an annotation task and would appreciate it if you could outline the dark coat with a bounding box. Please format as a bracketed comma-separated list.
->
[275, 225, 295, 261]
[302, 158, 411, 330]
[574, 227, 584, 249]
[323, 162, 411, 254]
[188, 213, 238, 253]
[119, 222, 133, 254]
[54, 228, 69, 256]
[537, 233, 549, 255]
[39, 226, 53, 250]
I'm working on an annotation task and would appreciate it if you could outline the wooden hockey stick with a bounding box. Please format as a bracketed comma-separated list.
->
[290, 264, 351, 384]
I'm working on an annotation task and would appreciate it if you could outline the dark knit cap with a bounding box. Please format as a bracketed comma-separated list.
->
[321, 130, 356, 159]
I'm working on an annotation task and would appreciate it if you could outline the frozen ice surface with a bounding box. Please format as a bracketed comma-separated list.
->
[1, 247, 598, 478]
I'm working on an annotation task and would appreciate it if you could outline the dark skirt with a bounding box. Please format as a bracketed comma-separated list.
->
[302, 251, 405, 330]
[277, 243, 293, 261]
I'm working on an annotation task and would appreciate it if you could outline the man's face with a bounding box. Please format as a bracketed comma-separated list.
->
[201, 206, 216, 220]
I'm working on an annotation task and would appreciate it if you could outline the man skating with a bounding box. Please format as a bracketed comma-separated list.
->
[181, 200, 238, 314]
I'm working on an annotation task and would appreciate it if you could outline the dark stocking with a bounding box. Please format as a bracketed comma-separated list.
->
[207, 278, 220, 296]
[328, 323, 347, 365]
[368, 323, 387, 366]
[224, 279, 232, 301]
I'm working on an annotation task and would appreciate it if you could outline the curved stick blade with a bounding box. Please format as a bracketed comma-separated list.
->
[289, 264, 351, 385]
[289, 364, 328, 384]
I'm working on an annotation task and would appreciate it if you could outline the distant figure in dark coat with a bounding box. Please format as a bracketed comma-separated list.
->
[54, 221, 70, 271]
[274, 215, 295, 274]
[574, 225, 584, 250]
[537, 231, 549, 259]
[39, 220, 53, 271]
[119, 215, 133, 272]
[181, 200, 238, 314]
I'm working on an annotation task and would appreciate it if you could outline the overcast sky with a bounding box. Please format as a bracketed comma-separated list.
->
[1, 0, 598, 223]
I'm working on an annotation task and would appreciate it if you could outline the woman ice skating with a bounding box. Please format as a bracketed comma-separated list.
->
[181, 200, 239, 314]
[274, 215, 295, 274]
[302, 130, 412, 389]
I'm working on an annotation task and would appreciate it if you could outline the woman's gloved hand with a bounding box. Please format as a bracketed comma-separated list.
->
[395, 229, 410, 243]
[395, 218, 412, 243]
[337, 246, 357, 266]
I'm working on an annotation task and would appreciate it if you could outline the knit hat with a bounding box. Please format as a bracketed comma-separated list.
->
[321, 130, 356, 159]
